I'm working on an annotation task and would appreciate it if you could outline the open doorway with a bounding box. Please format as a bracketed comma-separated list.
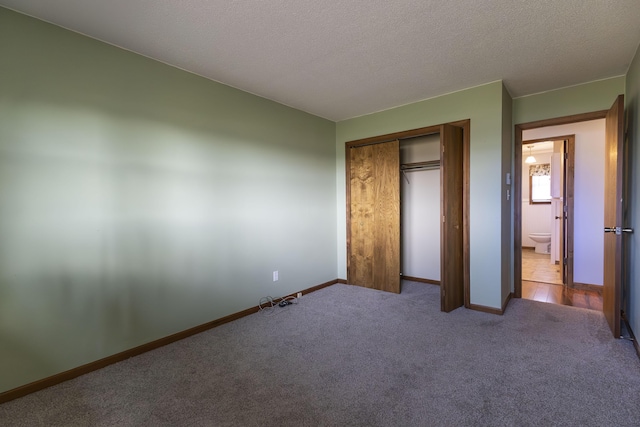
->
[515, 118, 606, 311]
[521, 139, 563, 286]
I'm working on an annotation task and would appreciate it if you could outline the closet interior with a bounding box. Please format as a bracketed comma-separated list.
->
[400, 134, 441, 285]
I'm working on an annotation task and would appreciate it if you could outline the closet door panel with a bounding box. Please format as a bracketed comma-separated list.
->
[440, 125, 464, 311]
[348, 141, 400, 293]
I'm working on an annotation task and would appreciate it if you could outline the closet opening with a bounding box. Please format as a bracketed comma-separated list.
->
[400, 135, 441, 286]
[346, 121, 469, 312]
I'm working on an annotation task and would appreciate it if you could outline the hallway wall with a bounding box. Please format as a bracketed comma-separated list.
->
[523, 120, 605, 287]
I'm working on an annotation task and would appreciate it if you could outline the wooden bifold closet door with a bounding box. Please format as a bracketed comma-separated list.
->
[347, 124, 465, 310]
[348, 140, 400, 293]
[440, 124, 464, 312]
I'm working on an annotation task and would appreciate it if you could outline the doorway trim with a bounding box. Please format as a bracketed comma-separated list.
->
[522, 135, 575, 288]
[345, 120, 470, 308]
[514, 110, 607, 298]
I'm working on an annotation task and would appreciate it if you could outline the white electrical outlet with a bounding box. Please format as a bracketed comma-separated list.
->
[273, 271, 278, 282]
[297, 292, 302, 298]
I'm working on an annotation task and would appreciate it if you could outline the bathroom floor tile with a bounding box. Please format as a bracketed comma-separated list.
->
[522, 248, 562, 285]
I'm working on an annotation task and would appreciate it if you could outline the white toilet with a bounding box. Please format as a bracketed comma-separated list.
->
[529, 233, 551, 254]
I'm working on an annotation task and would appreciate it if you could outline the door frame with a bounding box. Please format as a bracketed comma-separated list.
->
[514, 111, 607, 298]
[345, 120, 470, 307]
[521, 135, 575, 288]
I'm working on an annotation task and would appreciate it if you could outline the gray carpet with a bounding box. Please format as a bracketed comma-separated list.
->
[1, 282, 639, 426]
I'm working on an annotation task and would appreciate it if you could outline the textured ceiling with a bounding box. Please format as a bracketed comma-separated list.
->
[2, 1, 640, 121]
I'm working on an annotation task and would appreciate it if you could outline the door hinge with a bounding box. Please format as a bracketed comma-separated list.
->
[442, 215, 445, 223]
[564, 153, 568, 160]
[563, 258, 568, 265]
[563, 205, 568, 212]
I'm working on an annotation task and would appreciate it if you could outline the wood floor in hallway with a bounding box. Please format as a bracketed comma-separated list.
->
[522, 281, 603, 311]
[521, 248, 602, 311]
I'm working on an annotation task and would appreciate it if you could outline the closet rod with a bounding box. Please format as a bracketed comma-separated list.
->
[400, 160, 440, 171]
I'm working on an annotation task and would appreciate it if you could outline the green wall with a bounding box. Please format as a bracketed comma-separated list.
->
[513, 77, 625, 125]
[625, 43, 640, 341]
[336, 82, 507, 309]
[0, 8, 337, 393]
[501, 83, 513, 302]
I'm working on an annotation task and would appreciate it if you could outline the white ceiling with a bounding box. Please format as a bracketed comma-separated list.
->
[2, 1, 640, 121]
[523, 141, 553, 153]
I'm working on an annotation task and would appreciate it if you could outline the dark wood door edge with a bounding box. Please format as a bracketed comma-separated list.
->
[0, 278, 341, 404]
[503, 292, 513, 313]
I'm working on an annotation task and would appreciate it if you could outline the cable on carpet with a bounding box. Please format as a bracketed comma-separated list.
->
[258, 294, 299, 315]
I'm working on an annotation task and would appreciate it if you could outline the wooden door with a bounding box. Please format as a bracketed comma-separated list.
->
[440, 124, 464, 311]
[563, 137, 575, 288]
[348, 140, 401, 293]
[603, 95, 625, 337]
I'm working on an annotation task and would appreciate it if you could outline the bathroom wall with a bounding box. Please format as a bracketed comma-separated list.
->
[523, 120, 605, 286]
[400, 134, 440, 281]
[521, 151, 553, 247]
